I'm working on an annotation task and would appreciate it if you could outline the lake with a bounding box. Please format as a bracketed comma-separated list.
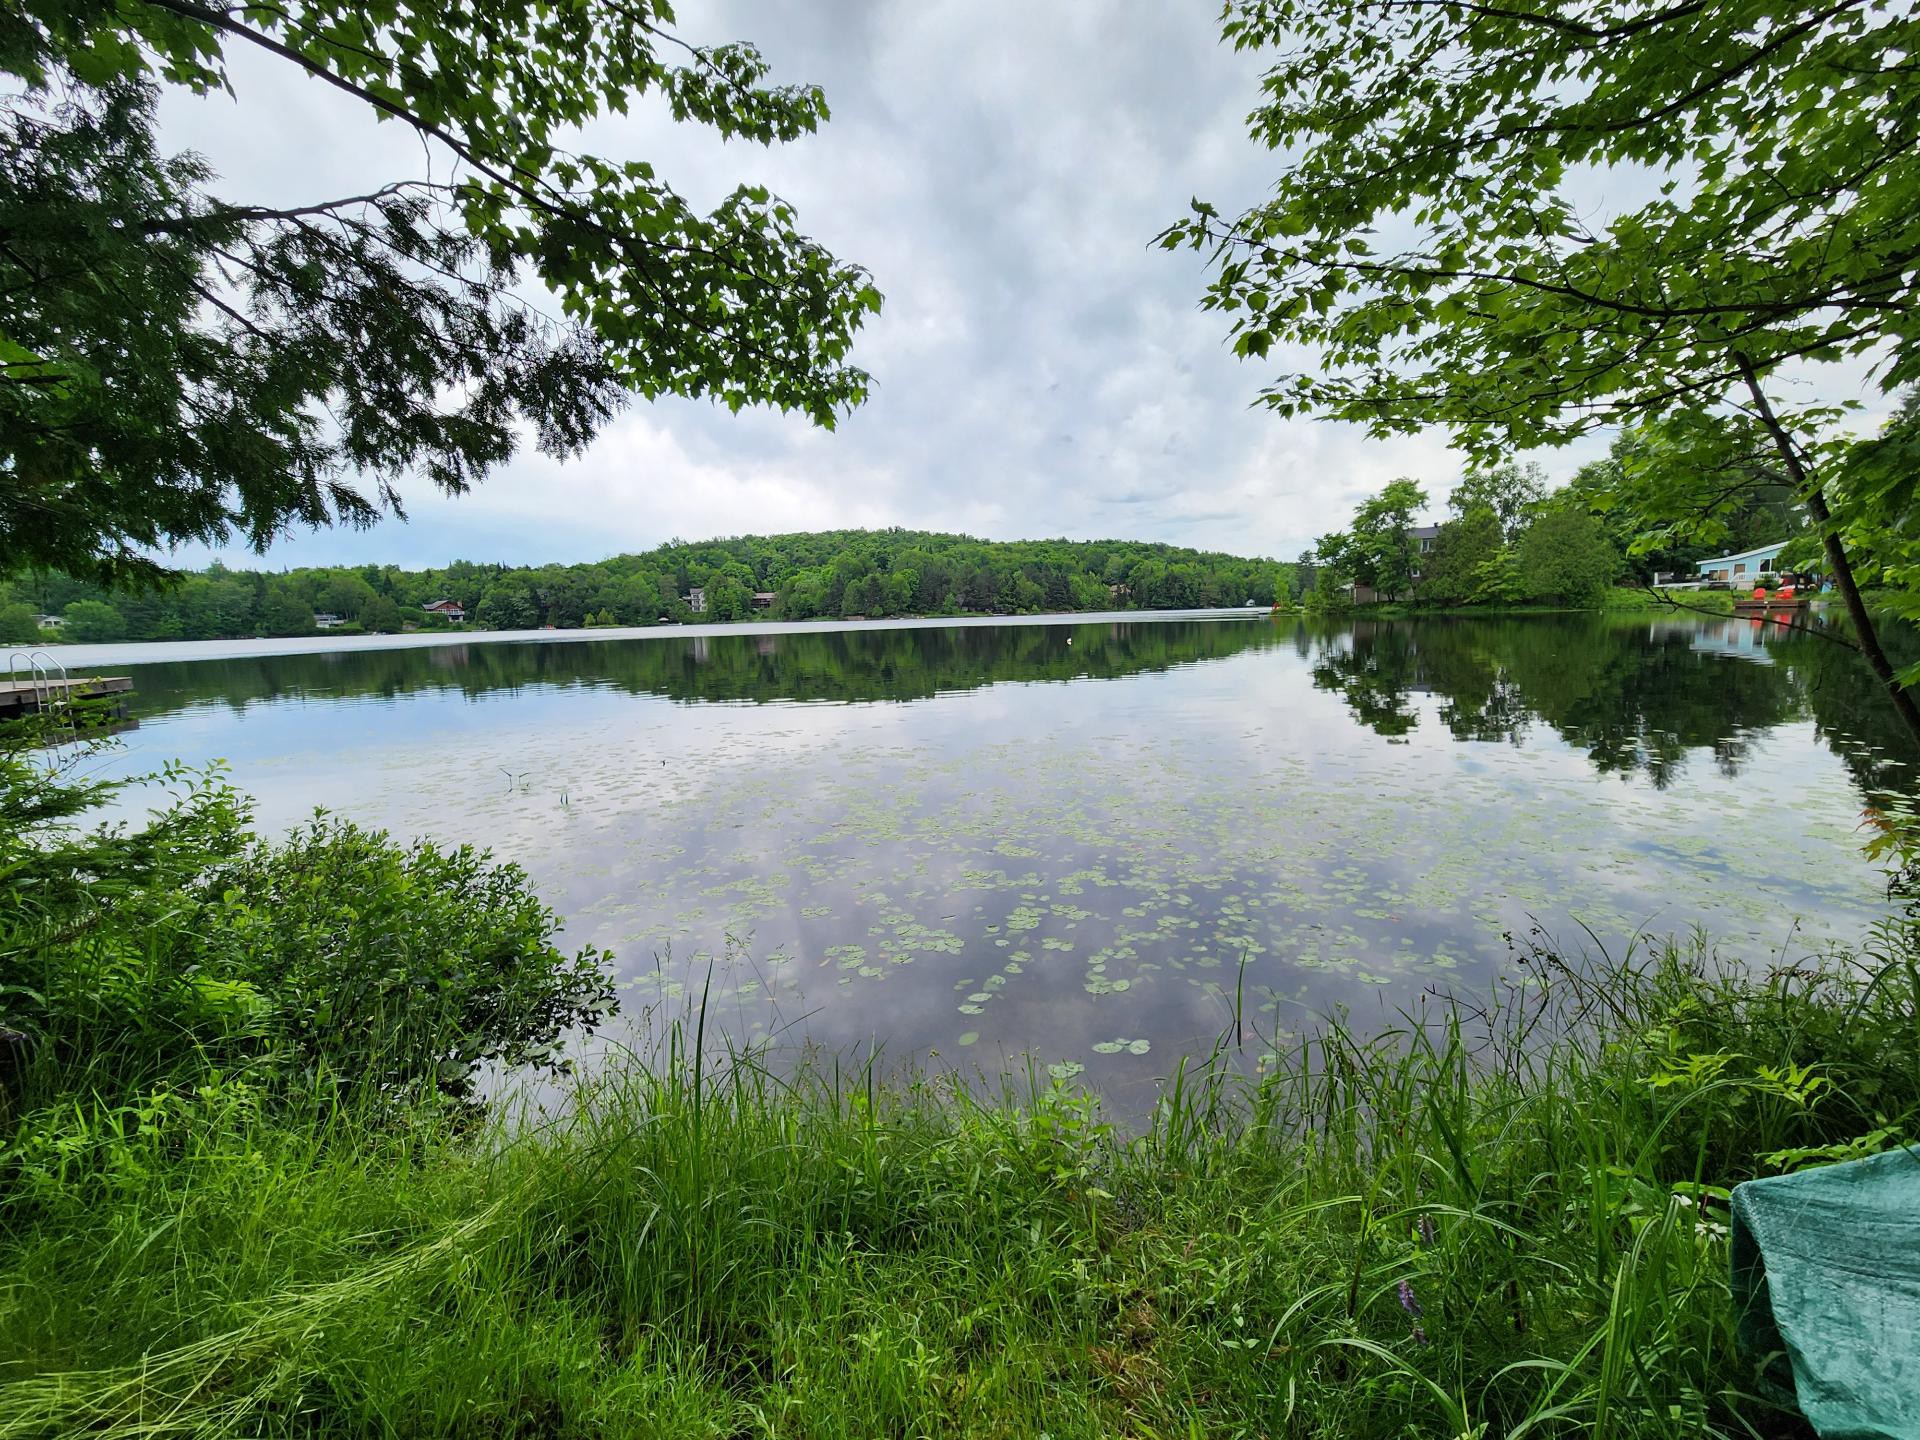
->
[55, 609, 1915, 1102]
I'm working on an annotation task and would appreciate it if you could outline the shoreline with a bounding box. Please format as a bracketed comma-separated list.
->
[31, 606, 1271, 669]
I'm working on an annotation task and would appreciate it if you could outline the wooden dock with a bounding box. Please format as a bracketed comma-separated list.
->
[0, 675, 134, 719]
[1732, 597, 1811, 617]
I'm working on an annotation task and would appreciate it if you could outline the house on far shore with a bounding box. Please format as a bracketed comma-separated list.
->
[1410, 523, 1441, 579]
[421, 599, 466, 622]
[684, 587, 707, 615]
[313, 612, 347, 629]
[751, 591, 777, 610]
[34, 613, 64, 630]
[1350, 524, 1444, 604]
[1694, 541, 1790, 587]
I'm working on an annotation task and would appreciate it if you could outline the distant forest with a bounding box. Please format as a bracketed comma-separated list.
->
[0, 531, 1285, 643]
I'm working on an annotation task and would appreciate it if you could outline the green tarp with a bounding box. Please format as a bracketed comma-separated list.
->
[1731, 1146, 1920, 1439]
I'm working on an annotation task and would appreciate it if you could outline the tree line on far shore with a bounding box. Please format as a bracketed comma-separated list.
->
[2, 440, 1810, 648]
[0, 531, 1286, 644]
[1295, 432, 1802, 611]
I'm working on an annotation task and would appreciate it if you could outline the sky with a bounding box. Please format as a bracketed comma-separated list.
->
[151, 0, 1498, 572]
[154, 2, 1764, 572]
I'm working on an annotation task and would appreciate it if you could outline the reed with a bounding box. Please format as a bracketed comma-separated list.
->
[4, 929, 1914, 1438]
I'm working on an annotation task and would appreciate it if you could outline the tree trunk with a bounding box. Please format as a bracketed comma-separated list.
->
[1735, 352, 1920, 751]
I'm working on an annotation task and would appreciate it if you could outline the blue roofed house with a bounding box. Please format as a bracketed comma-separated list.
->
[1695, 541, 1790, 587]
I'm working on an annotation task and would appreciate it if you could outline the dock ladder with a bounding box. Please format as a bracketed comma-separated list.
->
[4, 649, 78, 745]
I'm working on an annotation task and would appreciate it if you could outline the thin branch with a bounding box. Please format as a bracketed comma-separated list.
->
[186, 278, 274, 345]
[1484, 0, 1867, 143]
[1377, 0, 1717, 44]
[130, 0, 827, 384]
[1216, 226, 1906, 325]
[141, 181, 450, 235]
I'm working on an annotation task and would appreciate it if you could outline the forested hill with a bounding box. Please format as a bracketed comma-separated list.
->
[1, 530, 1286, 643]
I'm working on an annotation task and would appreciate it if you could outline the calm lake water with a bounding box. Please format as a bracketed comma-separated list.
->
[59, 610, 1917, 1099]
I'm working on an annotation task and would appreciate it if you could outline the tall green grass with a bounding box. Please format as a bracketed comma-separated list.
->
[4, 931, 1914, 1438]
[1601, 586, 1739, 614]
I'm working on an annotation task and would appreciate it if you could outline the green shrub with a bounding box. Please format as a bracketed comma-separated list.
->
[0, 602, 38, 646]
[1515, 508, 1620, 604]
[205, 818, 614, 1101]
[56, 599, 125, 643]
[0, 743, 614, 1126]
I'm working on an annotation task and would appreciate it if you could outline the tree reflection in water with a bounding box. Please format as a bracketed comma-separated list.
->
[1299, 612, 1917, 796]
[115, 610, 1920, 803]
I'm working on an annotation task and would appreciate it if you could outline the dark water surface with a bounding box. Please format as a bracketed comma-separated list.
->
[70, 610, 1916, 1096]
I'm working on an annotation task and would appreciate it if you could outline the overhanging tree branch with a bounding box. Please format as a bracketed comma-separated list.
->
[1733, 350, 1920, 747]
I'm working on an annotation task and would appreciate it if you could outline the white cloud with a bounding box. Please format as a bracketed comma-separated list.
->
[148, 1, 1900, 575]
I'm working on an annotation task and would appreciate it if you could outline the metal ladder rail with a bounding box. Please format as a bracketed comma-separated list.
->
[5, 649, 76, 744]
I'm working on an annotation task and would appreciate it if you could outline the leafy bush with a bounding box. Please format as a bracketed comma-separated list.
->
[0, 742, 614, 1124]
[1418, 504, 1504, 605]
[205, 818, 613, 1100]
[1516, 508, 1621, 604]
[56, 599, 125, 643]
[0, 602, 38, 645]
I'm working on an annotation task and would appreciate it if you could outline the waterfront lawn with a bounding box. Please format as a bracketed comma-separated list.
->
[1333, 588, 1741, 619]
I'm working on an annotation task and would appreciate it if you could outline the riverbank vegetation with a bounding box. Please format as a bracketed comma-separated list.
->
[0, 500, 1772, 649]
[3, 735, 1917, 1437]
[0, 531, 1285, 643]
[1296, 451, 1802, 617]
[6, 0, 1919, 1430]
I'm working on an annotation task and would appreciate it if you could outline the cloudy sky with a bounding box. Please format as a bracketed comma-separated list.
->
[162, 2, 1565, 571]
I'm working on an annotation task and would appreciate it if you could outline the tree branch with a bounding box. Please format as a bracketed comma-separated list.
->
[141, 181, 449, 235]
[1732, 350, 1920, 748]
[1215, 226, 1904, 325]
[1376, 0, 1716, 43]
[131, 0, 828, 386]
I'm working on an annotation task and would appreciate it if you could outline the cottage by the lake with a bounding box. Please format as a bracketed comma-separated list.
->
[1696, 541, 1789, 585]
